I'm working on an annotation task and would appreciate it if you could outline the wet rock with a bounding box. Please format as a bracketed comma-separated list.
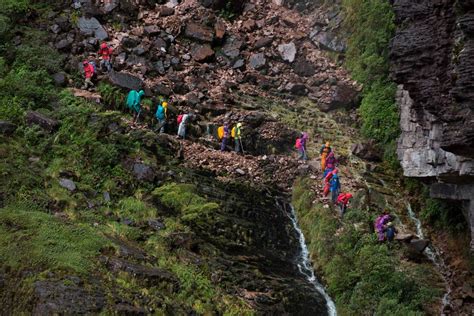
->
[105, 257, 179, 289]
[395, 233, 414, 242]
[132, 163, 155, 182]
[184, 23, 214, 43]
[159, 6, 175, 16]
[254, 37, 273, 49]
[0, 121, 17, 136]
[108, 70, 143, 91]
[26, 111, 59, 132]
[77, 17, 108, 40]
[293, 59, 315, 77]
[351, 141, 382, 162]
[278, 42, 296, 63]
[33, 280, 105, 315]
[52, 73, 67, 87]
[59, 178, 76, 192]
[121, 36, 139, 49]
[409, 239, 430, 253]
[249, 53, 266, 69]
[233, 59, 245, 69]
[192, 44, 215, 62]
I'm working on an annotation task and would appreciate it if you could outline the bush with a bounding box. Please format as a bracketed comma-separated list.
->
[342, 0, 399, 158]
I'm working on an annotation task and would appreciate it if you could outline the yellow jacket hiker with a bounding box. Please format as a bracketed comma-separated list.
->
[232, 123, 243, 153]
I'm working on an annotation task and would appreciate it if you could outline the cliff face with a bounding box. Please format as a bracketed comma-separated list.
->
[391, 0, 474, 249]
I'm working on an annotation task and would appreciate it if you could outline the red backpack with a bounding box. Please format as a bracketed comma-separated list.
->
[177, 114, 183, 124]
[295, 138, 302, 149]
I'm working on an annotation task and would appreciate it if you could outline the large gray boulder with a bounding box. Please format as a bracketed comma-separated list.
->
[26, 111, 59, 132]
[108, 71, 143, 91]
[278, 42, 297, 63]
[77, 17, 108, 40]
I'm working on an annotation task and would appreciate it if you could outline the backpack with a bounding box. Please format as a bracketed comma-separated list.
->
[177, 114, 183, 124]
[386, 227, 396, 241]
[295, 138, 302, 149]
[89, 61, 97, 75]
[217, 126, 224, 140]
[231, 126, 236, 138]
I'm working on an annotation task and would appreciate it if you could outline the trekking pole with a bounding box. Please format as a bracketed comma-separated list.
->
[240, 138, 245, 154]
[134, 109, 141, 124]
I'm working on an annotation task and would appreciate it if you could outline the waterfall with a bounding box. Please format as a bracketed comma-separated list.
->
[406, 203, 452, 312]
[288, 205, 337, 316]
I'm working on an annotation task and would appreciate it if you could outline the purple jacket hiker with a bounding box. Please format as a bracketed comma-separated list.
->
[221, 124, 230, 151]
[298, 132, 308, 160]
[375, 214, 391, 241]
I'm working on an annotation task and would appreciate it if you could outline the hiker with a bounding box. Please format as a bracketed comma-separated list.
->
[221, 122, 230, 151]
[296, 132, 309, 160]
[385, 222, 398, 242]
[374, 211, 391, 242]
[320, 141, 331, 171]
[98, 42, 113, 72]
[126, 89, 145, 121]
[232, 122, 243, 153]
[336, 192, 353, 217]
[324, 151, 337, 177]
[329, 169, 341, 203]
[177, 113, 193, 139]
[155, 100, 168, 133]
[81, 60, 95, 90]
[322, 168, 336, 197]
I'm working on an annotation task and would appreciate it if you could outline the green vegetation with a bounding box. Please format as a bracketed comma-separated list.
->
[293, 178, 443, 315]
[0, 205, 107, 274]
[342, 0, 399, 165]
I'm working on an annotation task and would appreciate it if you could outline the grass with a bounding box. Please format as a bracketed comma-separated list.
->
[0, 205, 108, 274]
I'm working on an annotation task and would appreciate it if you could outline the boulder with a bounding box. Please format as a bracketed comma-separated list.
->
[184, 23, 214, 43]
[59, 178, 77, 192]
[214, 20, 226, 41]
[192, 44, 215, 62]
[33, 280, 105, 315]
[293, 59, 315, 77]
[285, 83, 307, 96]
[395, 233, 415, 242]
[351, 141, 383, 162]
[409, 239, 430, 254]
[319, 82, 359, 112]
[77, 17, 108, 40]
[278, 42, 297, 63]
[52, 73, 67, 87]
[222, 35, 243, 58]
[55, 39, 73, 50]
[144, 25, 160, 36]
[311, 29, 346, 53]
[254, 37, 273, 49]
[159, 6, 175, 17]
[26, 111, 59, 132]
[153, 84, 172, 97]
[108, 71, 143, 91]
[132, 163, 155, 182]
[0, 121, 17, 136]
[249, 53, 266, 69]
[147, 219, 165, 231]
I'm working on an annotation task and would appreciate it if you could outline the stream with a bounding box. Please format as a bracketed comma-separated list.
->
[288, 204, 337, 316]
[406, 203, 452, 313]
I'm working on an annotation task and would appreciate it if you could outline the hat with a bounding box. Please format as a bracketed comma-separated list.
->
[387, 222, 393, 227]
[100, 42, 107, 48]
[237, 123, 242, 128]
[83, 60, 89, 65]
[162, 101, 168, 107]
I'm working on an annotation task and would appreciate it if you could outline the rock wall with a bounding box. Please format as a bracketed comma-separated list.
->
[391, 0, 474, 249]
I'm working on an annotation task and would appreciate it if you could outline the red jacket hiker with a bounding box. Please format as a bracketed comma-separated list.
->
[83, 62, 95, 79]
[323, 169, 338, 197]
[98, 43, 113, 61]
[336, 193, 353, 206]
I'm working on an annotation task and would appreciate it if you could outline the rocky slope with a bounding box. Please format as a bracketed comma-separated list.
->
[391, 0, 474, 251]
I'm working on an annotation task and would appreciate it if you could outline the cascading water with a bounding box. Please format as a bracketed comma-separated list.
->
[288, 205, 337, 316]
[406, 203, 452, 312]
